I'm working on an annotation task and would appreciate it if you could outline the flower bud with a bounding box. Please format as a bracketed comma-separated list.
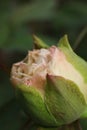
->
[11, 35, 87, 127]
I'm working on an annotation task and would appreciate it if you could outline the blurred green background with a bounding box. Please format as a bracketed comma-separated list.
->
[0, 0, 87, 130]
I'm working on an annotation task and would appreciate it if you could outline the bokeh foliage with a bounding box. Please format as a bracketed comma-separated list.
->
[0, 0, 87, 130]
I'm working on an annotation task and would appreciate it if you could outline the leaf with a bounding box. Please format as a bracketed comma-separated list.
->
[0, 23, 10, 48]
[0, 70, 14, 108]
[80, 119, 87, 130]
[53, 2, 87, 29]
[0, 99, 28, 130]
[11, 0, 54, 25]
[3, 26, 33, 50]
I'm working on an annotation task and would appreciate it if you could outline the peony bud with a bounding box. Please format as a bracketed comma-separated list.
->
[11, 35, 87, 127]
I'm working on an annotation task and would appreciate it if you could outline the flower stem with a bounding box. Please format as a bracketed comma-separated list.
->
[59, 120, 82, 130]
[26, 120, 82, 130]
[73, 26, 87, 50]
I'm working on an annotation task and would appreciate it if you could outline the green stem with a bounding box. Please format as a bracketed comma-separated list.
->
[27, 120, 82, 130]
[73, 26, 87, 50]
[59, 120, 82, 130]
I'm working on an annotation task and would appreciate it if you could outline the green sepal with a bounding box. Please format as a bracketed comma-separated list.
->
[57, 35, 87, 83]
[58, 35, 73, 52]
[33, 35, 49, 49]
[15, 84, 57, 126]
[45, 74, 86, 125]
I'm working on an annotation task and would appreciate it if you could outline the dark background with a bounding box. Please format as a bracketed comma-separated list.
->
[0, 0, 87, 130]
